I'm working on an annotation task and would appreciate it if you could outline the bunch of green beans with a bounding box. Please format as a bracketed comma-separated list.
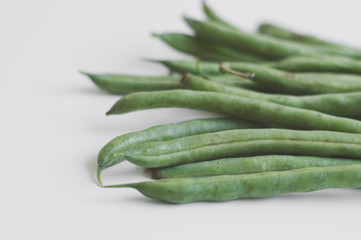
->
[83, 1, 361, 203]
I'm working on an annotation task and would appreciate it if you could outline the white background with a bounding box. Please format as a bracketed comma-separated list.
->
[2, 0, 361, 239]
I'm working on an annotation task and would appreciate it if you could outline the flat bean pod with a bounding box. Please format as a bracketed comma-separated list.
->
[149, 155, 361, 179]
[106, 90, 361, 133]
[81, 72, 182, 94]
[97, 118, 264, 183]
[221, 62, 361, 94]
[102, 165, 361, 203]
[183, 74, 361, 116]
[124, 128, 361, 168]
[185, 18, 361, 59]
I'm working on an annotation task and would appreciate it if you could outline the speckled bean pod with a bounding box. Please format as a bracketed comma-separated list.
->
[102, 165, 361, 203]
[97, 118, 264, 183]
[149, 155, 361, 179]
[107, 90, 361, 133]
[124, 128, 361, 168]
[183, 73, 361, 116]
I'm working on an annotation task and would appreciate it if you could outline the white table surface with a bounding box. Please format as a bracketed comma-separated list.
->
[2, 0, 361, 239]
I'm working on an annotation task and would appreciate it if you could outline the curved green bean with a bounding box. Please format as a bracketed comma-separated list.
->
[221, 62, 361, 94]
[102, 165, 361, 203]
[153, 33, 262, 62]
[81, 72, 182, 94]
[97, 118, 264, 184]
[150, 155, 361, 179]
[185, 18, 361, 59]
[183, 73, 361, 116]
[106, 90, 361, 133]
[124, 128, 361, 168]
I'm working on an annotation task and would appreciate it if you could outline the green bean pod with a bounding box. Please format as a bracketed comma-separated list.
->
[185, 18, 361, 59]
[258, 23, 359, 54]
[154, 58, 361, 84]
[258, 23, 338, 45]
[81, 72, 182, 94]
[97, 118, 264, 183]
[102, 165, 361, 203]
[183, 74, 361, 116]
[153, 33, 262, 62]
[149, 155, 361, 179]
[221, 62, 361, 94]
[152, 60, 221, 75]
[266, 56, 361, 74]
[124, 128, 361, 168]
[106, 90, 361, 133]
[202, 2, 360, 58]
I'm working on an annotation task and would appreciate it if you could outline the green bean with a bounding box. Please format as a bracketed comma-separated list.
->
[151, 59, 221, 76]
[106, 90, 361, 133]
[183, 73, 361, 116]
[258, 23, 337, 46]
[154, 59, 361, 92]
[123, 129, 361, 168]
[202, 2, 360, 60]
[149, 155, 361, 179]
[81, 72, 182, 95]
[185, 18, 361, 59]
[221, 62, 361, 94]
[153, 33, 262, 62]
[258, 23, 359, 52]
[97, 118, 264, 184]
[265, 56, 361, 74]
[102, 165, 361, 203]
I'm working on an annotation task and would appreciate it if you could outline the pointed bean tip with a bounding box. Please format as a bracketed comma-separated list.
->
[79, 71, 92, 77]
[202, 0, 209, 10]
[106, 106, 116, 115]
[184, 17, 202, 26]
[97, 167, 103, 185]
[151, 32, 160, 38]
[142, 58, 162, 63]
[101, 183, 135, 189]
[183, 16, 193, 24]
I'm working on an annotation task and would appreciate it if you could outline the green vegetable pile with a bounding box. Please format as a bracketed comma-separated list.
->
[83, 2, 361, 203]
